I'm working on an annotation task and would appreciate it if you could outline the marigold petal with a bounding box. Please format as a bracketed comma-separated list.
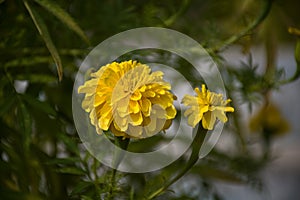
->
[182, 84, 234, 130]
[99, 103, 111, 116]
[147, 117, 157, 132]
[94, 94, 106, 107]
[131, 90, 142, 100]
[99, 114, 112, 130]
[114, 115, 128, 131]
[128, 125, 143, 137]
[89, 109, 96, 126]
[78, 60, 177, 138]
[129, 112, 143, 126]
[225, 106, 234, 112]
[194, 87, 202, 96]
[129, 100, 140, 113]
[143, 90, 156, 97]
[166, 105, 177, 119]
[150, 95, 170, 108]
[151, 105, 167, 119]
[139, 98, 151, 116]
[78, 80, 97, 94]
[156, 88, 166, 95]
[200, 105, 209, 114]
[187, 112, 201, 128]
[98, 105, 112, 130]
[202, 112, 214, 130]
[214, 110, 228, 123]
[82, 96, 93, 112]
[163, 119, 172, 130]
[110, 123, 127, 137]
[116, 97, 130, 114]
[183, 107, 195, 119]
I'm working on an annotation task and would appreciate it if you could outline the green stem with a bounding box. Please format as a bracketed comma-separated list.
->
[92, 157, 102, 198]
[146, 126, 207, 200]
[108, 169, 117, 200]
[279, 38, 300, 84]
[208, 0, 273, 53]
[107, 136, 130, 200]
[164, 0, 191, 27]
[227, 90, 247, 154]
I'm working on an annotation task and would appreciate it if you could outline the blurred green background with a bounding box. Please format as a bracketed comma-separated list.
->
[1, 0, 300, 199]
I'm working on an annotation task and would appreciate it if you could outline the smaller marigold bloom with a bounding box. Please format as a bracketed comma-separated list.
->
[78, 60, 177, 138]
[249, 103, 290, 137]
[182, 84, 234, 130]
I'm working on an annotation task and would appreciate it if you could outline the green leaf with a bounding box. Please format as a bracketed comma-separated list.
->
[17, 101, 32, 151]
[4, 56, 51, 68]
[21, 94, 57, 117]
[24, 0, 63, 81]
[15, 74, 57, 83]
[0, 94, 16, 117]
[56, 167, 86, 175]
[33, 0, 89, 44]
[70, 181, 94, 196]
[56, 133, 80, 155]
[80, 195, 94, 200]
[45, 157, 81, 165]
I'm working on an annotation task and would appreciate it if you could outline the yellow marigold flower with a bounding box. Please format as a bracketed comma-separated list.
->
[182, 84, 234, 130]
[78, 60, 177, 138]
[249, 103, 290, 137]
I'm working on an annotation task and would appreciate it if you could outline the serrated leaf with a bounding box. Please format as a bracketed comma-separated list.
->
[17, 101, 32, 151]
[56, 167, 86, 175]
[24, 0, 63, 81]
[21, 94, 57, 117]
[80, 195, 94, 200]
[70, 181, 94, 196]
[45, 157, 81, 165]
[33, 0, 89, 44]
[56, 133, 80, 155]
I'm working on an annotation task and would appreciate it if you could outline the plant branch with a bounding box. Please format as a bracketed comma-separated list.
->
[208, 0, 273, 53]
[146, 126, 207, 199]
[279, 37, 300, 84]
[107, 137, 130, 200]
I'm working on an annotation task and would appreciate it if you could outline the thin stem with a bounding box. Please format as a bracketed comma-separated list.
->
[146, 126, 207, 199]
[164, 0, 191, 27]
[107, 137, 130, 200]
[208, 0, 273, 53]
[279, 38, 300, 84]
[108, 168, 117, 200]
[227, 89, 247, 154]
[92, 157, 102, 199]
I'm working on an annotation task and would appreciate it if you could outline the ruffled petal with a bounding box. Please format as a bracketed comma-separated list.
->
[78, 60, 177, 138]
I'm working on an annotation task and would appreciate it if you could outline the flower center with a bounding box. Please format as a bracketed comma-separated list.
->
[112, 65, 151, 103]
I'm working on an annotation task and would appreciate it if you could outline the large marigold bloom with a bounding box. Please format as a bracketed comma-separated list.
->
[182, 84, 234, 130]
[78, 60, 177, 138]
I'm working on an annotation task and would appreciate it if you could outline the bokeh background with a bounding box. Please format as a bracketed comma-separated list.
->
[1, 0, 300, 199]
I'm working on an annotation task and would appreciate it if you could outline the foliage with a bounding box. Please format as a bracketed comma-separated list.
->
[1, 0, 300, 199]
